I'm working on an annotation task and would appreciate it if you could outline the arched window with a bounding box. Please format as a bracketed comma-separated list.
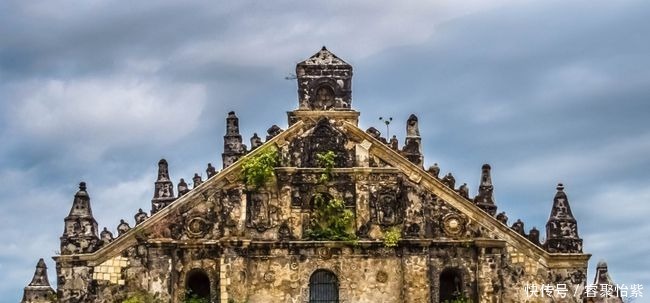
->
[309, 269, 339, 303]
[186, 269, 211, 300]
[439, 268, 463, 302]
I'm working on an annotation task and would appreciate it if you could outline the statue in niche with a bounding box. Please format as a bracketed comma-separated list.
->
[313, 85, 335, 110]
[222, 190, 241, 227]
[247, 192, 270, 231]
[376, 192, 400, 226]
[158, 183, 172, 198]
[82, 222, 93, 236]
[74, 221, 83, 235]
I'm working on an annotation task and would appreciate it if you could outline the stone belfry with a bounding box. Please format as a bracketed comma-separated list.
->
[222, 111, 247, 169]
[296, 46, 353, 111]
[545, 183, 583, 253]
[21, 258, 55, 303]
[151, 159, 176, 214]
[474, 164, 498, 216]
[60, 182, 99, 254]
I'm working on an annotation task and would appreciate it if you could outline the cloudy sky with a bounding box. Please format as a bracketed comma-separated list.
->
[1, 0, 649, 302]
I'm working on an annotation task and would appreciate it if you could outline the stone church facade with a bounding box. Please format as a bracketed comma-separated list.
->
[21, 48, 624, 303]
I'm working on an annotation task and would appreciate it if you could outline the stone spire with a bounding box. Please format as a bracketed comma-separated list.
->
[545, 183, 583, 253]
[21, 258, 55, 303]
[474, 164, 498, 216]
[222, 111, 247, 169]
[295, 46, 353, 111]
[401, 114, 424, 167]
[585, 260, 623, 303]
[60, 182, 99, 255]
[151, 159, 176, 214]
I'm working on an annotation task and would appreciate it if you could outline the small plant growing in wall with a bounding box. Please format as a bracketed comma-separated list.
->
[305, 193, 357, 241]
[241, 146, 279, 190]
[442, 296, 473, 303]
[183, 293, 209, 303]
[383, 226, 402, 247]
[315, 150, 336, 183]
[121, 290, 161, 303]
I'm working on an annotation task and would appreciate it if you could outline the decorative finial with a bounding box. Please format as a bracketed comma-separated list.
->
[79, 182, 86, 191]
[557, 183, 564, 191]
[321, 46, 327, 51]
[193, 173, 203, 188]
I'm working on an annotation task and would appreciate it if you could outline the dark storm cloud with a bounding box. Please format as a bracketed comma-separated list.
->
[1, 1, 649, 302]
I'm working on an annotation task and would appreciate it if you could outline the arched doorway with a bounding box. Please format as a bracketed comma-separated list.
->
[439, 268, 463, 302]
[186, 269, 210, 300]
[309, 269, 339, 303]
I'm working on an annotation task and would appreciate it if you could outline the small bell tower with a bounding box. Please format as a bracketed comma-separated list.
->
[289, 47, 359, 125]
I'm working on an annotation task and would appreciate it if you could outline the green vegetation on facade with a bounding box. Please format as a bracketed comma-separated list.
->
[304, 193, 357, 241]
[121, 291, 160, 303]
[442, 296, 473, 303]
[315, 150, 336, 183]
[383, 226, 402, 247]
[240, 146, 279, 189]
[305, 151, 357, 241]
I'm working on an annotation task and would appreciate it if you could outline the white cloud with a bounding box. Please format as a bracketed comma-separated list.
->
[6, 77, 206, 162]
[92, 172, 156, 231]
[499, 132, 650, 186]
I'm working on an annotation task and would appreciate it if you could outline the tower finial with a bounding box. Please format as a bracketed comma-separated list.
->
[21, 258, 55, 303]
[151, 159, 176, 214]
[222, 111, 247, 168]
[401, 114, 424, 167]
[474, 163, 497, 216]
[545, 183, 582, 253]
[61, 181, 99, 254]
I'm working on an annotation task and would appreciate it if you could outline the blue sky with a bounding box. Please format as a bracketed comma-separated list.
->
[1, 1, 649, 302]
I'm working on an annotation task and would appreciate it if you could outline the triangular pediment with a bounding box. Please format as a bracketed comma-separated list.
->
[59, 116, 565, 266]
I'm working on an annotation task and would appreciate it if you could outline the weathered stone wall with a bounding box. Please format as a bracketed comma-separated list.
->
[50, 111, 588, 303]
